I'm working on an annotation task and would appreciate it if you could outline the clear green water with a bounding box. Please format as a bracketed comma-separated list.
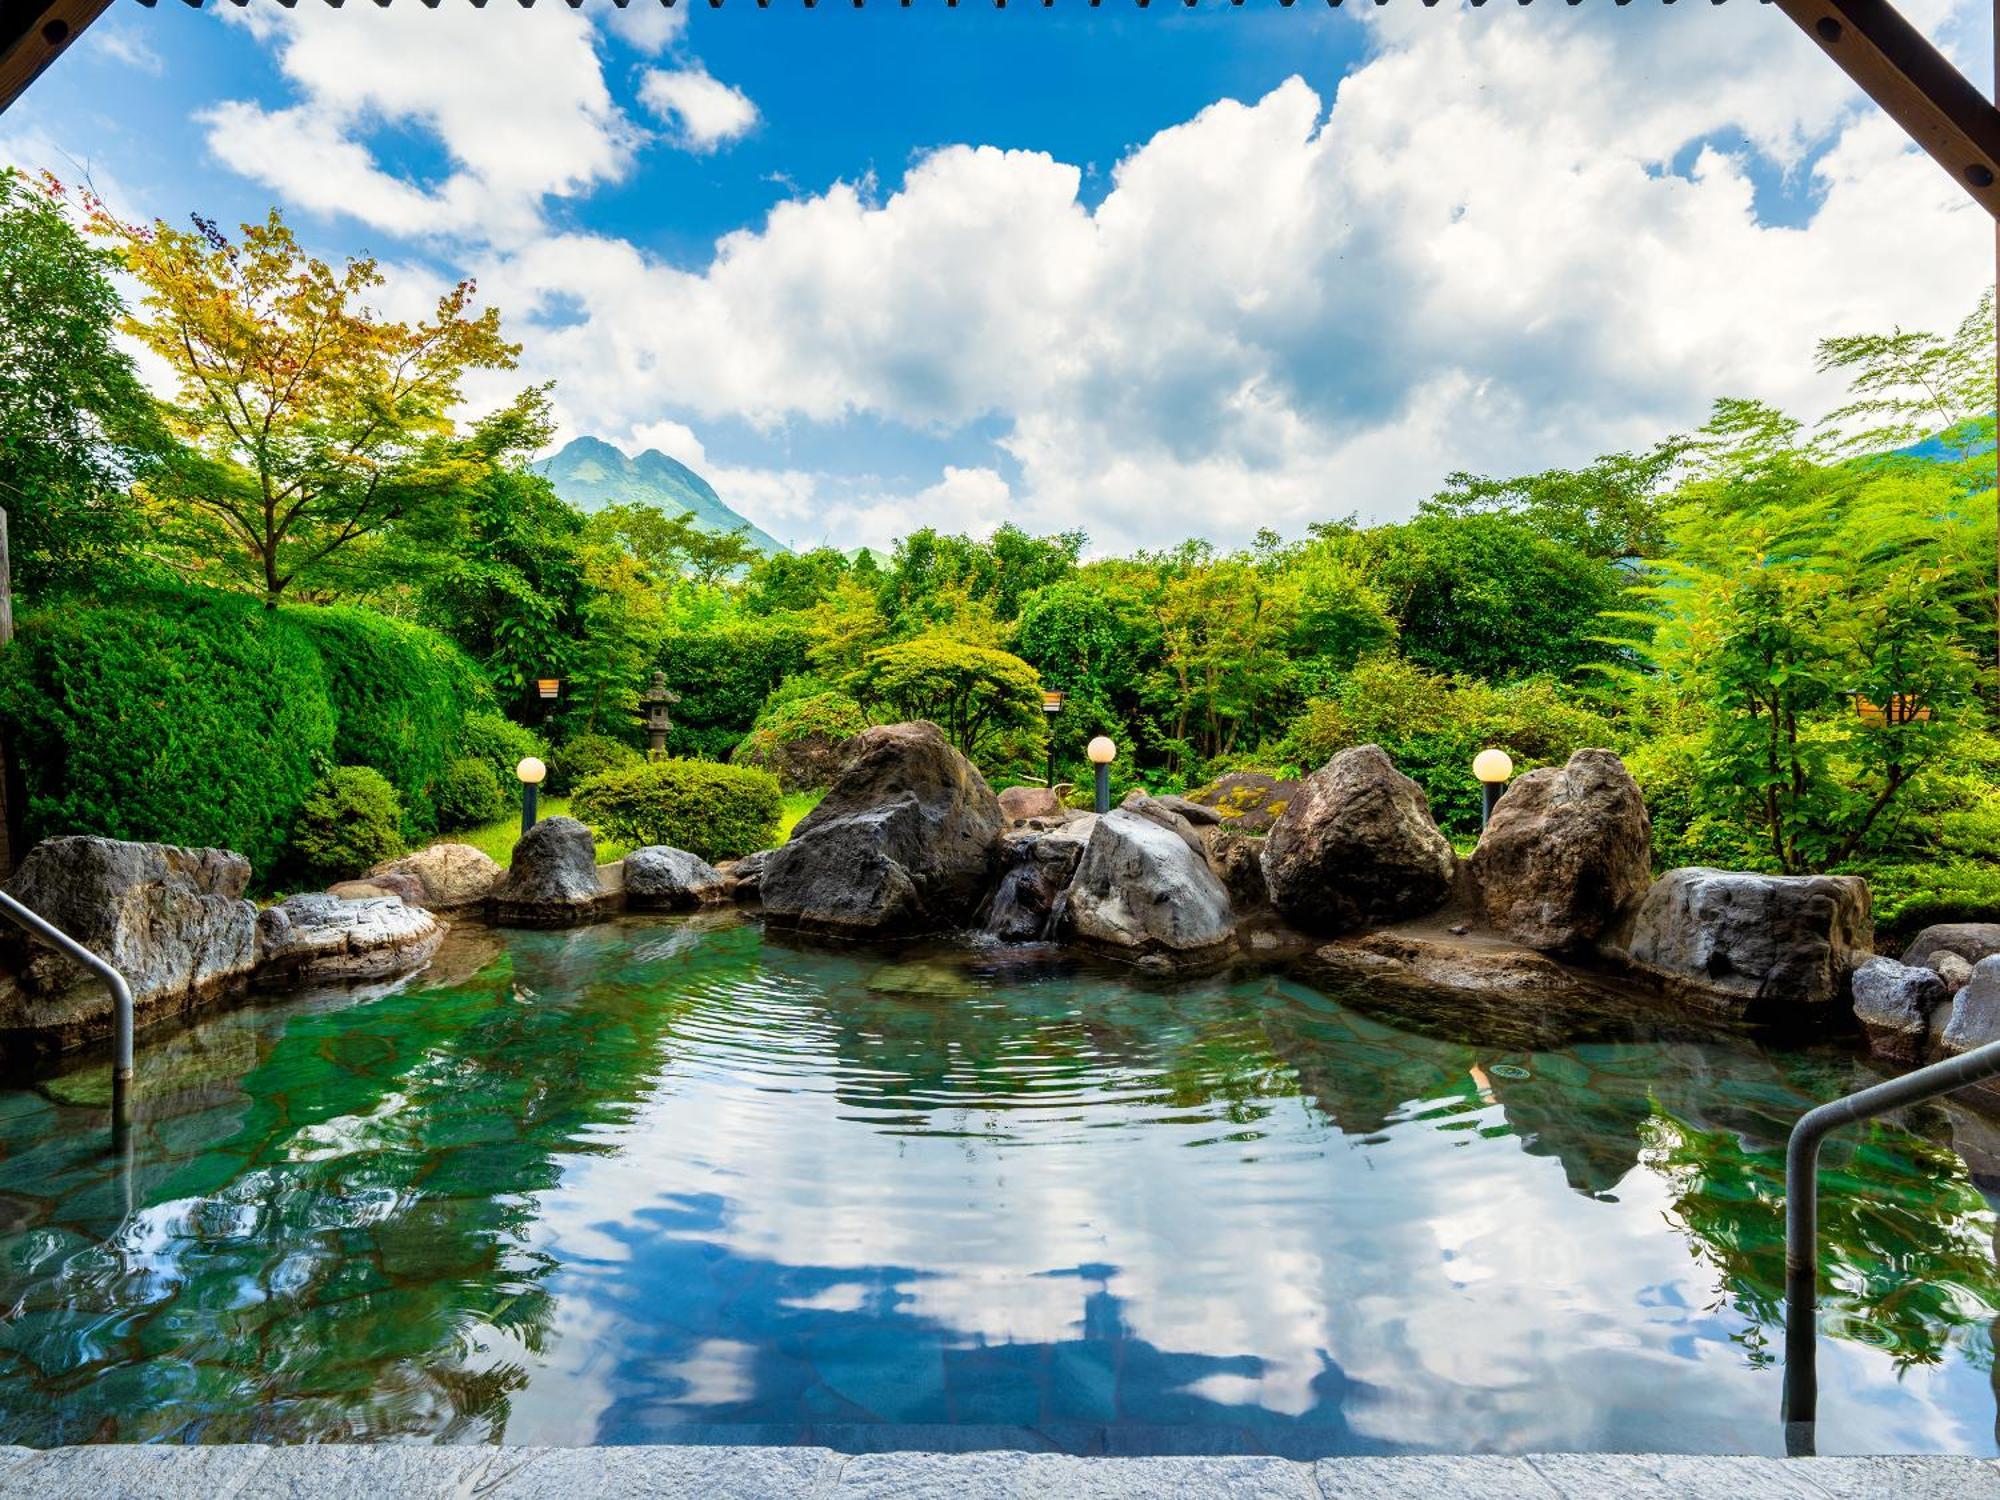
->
[0, 913, 1996, 1455]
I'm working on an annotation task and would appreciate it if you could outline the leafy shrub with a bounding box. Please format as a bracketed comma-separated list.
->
[734, 688, 871, 791]
[657, 620, 812, 760]
[854, 635, 1044, 759]
[432, 757, 506, 831]
[0, 586, 336, 873]
[459, 710, 548, 788]
[546, 732, 644, 796]
[292, 766, 405, 881]
[1276, 655, 1616, 837]
[283, 605, 493, 835]
[1621, 732, 1765, 872]
[1866, 861, 2000, 945]
[571, 758, 782, 862]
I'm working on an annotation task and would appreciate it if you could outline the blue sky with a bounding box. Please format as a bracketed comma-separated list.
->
[8, 0, 1996, 553]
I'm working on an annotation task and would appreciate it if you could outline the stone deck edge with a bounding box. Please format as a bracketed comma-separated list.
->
[0, 1445, 1996, 1499]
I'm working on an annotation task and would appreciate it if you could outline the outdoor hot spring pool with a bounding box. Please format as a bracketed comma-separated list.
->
[1, 912, 1997, 1457]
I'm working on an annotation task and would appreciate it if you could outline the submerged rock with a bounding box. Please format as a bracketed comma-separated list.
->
[761, 722, 1003, 936]
[489, 817, 619, 928]
[1469, 749, 1651, 952]
[368, 843, 504, 911]
[1851, 955, 1949, 1065]
[1310, 930, 1635, 1013]
[1260, 745, 1456, 936]
[1611, 867, 1872, 1021]
[0, 836, 258, 1049]
[1187, 771, 1299, 835]
[981, 818, 1095, 943]
[623, 846, 729, 911]
[1061, 808, 1233, 961]
[255, 894, 445, 986]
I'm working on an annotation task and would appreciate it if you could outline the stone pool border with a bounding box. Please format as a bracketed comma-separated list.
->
[0, 1445, 1993, 1498]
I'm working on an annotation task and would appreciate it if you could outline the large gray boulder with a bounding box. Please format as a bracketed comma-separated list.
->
[1905, 923, 2000, 972]
[1260, 745, 1456, 936]
[1851, 955, 1950, 1065]
[761, 722, 1004, 936]
[623, 846, 728, 911]
[1, 836, 258, 1046]
[255, 894, 445, 986]
[1468, 749, 1652, 952]
[1119, 791, 1208, 859]
[1612, 867, 1872, 1021]
[368, 843, 504, 911]
[981, 817, 1096, 943]
[1203, 827, 1269, 911]
[489, 817, 619, 928]
[1187, 771, 1299, 835]
[1941, 956, 2000, 1060]
[1061, 808, 1233, 961]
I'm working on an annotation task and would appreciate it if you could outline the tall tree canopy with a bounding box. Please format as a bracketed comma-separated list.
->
[0, 170, 162, 597]
[86, 198, 524, 605]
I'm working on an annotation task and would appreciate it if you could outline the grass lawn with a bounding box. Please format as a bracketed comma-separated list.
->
[436, 788, 827, 868]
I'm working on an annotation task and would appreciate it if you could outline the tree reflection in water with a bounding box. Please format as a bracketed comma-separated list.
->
[0, 917, 1991, 1453]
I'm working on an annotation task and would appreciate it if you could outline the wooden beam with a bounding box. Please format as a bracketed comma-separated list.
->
[1776, 0, 2000, 219]
[0, 0, 112, 118]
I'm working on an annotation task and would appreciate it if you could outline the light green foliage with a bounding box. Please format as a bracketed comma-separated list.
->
[585, 502, 761, 588]
[292, 766, 405, 881]
[1281, 657, 1616, 836]
[855, 636, 1045, 762]
[0, 169, 161, 597]
[571, 759, 782, 862]
[431, 758, 506, 832]
[743, 547, 853, 615]
[1013, 568, 1158, 774]
[1420, 442, 1685, 560]
[877, 524, 1084, 631]
[546, 733, 643, 796]
[458, 710, 549, 789]
[1626, 402, 1985, 874]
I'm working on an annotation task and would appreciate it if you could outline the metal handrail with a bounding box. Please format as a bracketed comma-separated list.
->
[0, 888, 133, 1135]
[1783, 1034, 2000, 1454]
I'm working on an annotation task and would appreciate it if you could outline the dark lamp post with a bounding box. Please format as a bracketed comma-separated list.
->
[1473, 748, 1513, 832]
[1041, 689, 1065, 789]
[1087, 735, 1116, 816]
[517, 756, 546, 834]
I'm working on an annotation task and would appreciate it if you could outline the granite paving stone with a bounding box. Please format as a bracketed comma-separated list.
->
[477, 1443, 844, 1499]
[0, 1447, 1992, 1498]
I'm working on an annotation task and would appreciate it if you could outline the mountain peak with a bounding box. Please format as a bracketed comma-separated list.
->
[538, 436, 787, 555]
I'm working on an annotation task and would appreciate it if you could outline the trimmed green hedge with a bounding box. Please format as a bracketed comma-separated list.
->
[571, 758, 781, 862]
[547, 732, 643, 796]
[283, 605, 493, 835]
[0, 587, 338, 872]
[460, 710, 549, 789]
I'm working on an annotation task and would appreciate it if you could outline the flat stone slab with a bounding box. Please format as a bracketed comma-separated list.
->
[0, 1446, 1993, 1499]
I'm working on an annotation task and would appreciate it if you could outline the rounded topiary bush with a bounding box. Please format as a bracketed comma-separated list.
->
[459, 710, 548, 788]
[293, 766, 406, 881]
[432, 757, 507, 831]
[547, 732, 643, 796]
[571, 759, 782, 863]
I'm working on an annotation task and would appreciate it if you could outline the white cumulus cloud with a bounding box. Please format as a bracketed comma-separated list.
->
[638, 66, 759, 153]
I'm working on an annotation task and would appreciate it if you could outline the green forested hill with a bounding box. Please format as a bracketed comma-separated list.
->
[537, 435, 788, 555]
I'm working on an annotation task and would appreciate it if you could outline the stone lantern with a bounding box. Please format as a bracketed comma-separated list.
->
[641, 671, 680, 757]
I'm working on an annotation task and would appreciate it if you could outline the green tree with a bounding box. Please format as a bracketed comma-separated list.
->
[0, 169, 160, 596]
[1421, 442, 1686, 559]
[85, 197, 523, 605]
[855, 636, 1044, 760]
